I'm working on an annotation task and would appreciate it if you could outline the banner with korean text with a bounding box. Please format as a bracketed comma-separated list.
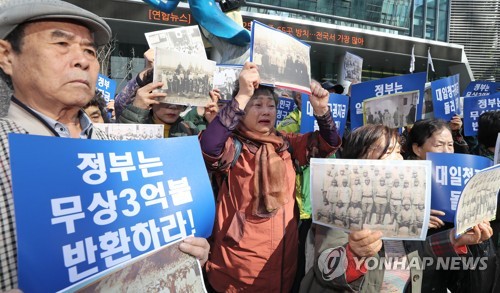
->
[463, 92, 500, 136]
[275, 96, 296, 127]
[462, 81, 499, 97]
[427, 152, 492, 223]
[300, 93, 349, 137]
[96, 74, 117, 102]
[9, 134, 215, 293]
[430, 74, 461, 120]
[350, 72, 426, 129]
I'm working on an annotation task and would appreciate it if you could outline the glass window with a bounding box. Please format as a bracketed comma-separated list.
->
[425, 0, 436, 39]
[413, 0, 425, 38]
[437, 0, 449, 41]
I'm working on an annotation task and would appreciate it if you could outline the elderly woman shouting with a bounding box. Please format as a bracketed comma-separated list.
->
[199, 62, 341, 292]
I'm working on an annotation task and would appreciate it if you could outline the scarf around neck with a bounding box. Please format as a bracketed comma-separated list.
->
[235, 124, 290, 217]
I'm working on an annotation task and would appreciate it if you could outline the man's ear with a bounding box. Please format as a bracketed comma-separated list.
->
[0, 40, 14, 76]
[412, 143, 423, 159]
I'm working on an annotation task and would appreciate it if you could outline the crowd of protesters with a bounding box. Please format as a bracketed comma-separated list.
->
[0, 1, 499, 292]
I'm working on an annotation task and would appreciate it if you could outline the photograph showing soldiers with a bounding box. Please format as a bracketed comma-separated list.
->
[363, 90, 419, 128]
[251, 22, 311, 91]
[312, 161, 429, 239]
[395, 199, 417, 236]
[388, 177, 403, 224]
[456, 166, 500, 236]
[154, 48, 215, 107]
[361, 177, 375, 225]
[414, 201, 425, 235]
[373, 176, 389, 225]
[325, 178, 339, 223]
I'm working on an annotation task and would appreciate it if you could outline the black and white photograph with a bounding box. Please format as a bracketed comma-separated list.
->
[455, 165, 500, 237]
[363, 90, 420, 128]
[213, 65, 243, 101]
[310, 158, 431, 240]
[154, 47, 216, 107]
[421, 84, 434, 119]
[65, 240, 206, 293]
[144, 25, 207, 59]
[342, 52, 363, 85]
[250, 21, 311, 94]
[93, 123, 164, 140]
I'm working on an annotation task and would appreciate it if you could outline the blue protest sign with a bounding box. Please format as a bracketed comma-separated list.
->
[430, 74, 461, 120]
[275, 96, 296, 127]
[299, 93, 349, 137]
[462, 81, 499, 97]
[9, 134, 215, 293]
[427, 152, 493, 223]
[463, 92, 500, 136]
[96, 74, 117, 102]
[350, 72, 426, 129]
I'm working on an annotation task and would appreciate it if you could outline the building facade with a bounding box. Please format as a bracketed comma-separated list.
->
[449, 0, 500, 81]
[65, 0, 476, 93]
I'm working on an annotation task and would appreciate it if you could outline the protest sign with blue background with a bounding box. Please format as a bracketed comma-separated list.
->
[299, 93, 349, 137]
[463, 92, 500, 136]
[430, 74, 461, 120]
[96, 74, 117, 102]
[275, 96, 296, 127]
[427, 152, 492, 223]
[9, 134, 215, 293]
[350, 72, 426, 129]
[462, 81, 499, 97]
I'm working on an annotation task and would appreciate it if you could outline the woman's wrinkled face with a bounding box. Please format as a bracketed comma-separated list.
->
[368, 135, 403, 161]
[241, 93, 276, 135]
[413, 127, 453, 159]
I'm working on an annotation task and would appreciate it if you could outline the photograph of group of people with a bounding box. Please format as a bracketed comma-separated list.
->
[250, 21, 311, 93]
[153, 48, 215, 107]
[311, 159, 431, 239]
[93, 123, 164, 140]
[363, 90, 419, 128]
[145, 25, 207, 58]
[456, 166, 500, 236]
[342, 52, 363, 85]
[74, 241, 206, 293]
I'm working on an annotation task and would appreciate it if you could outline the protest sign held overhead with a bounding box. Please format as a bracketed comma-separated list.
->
[430, 74, 461, 120]
[300, 93, 349, 137]
[350, 72, 426, 129]
[463, 92, 500, 136]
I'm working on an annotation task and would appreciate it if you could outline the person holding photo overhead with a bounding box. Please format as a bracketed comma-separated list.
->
[300, 124, 492, 293]
[116, 69, 219, 137]
[200, 61, 341, 292]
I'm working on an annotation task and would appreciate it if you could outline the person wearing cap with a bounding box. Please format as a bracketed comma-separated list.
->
[0, 1, 209, 291]
[321, 81, 344, 95]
